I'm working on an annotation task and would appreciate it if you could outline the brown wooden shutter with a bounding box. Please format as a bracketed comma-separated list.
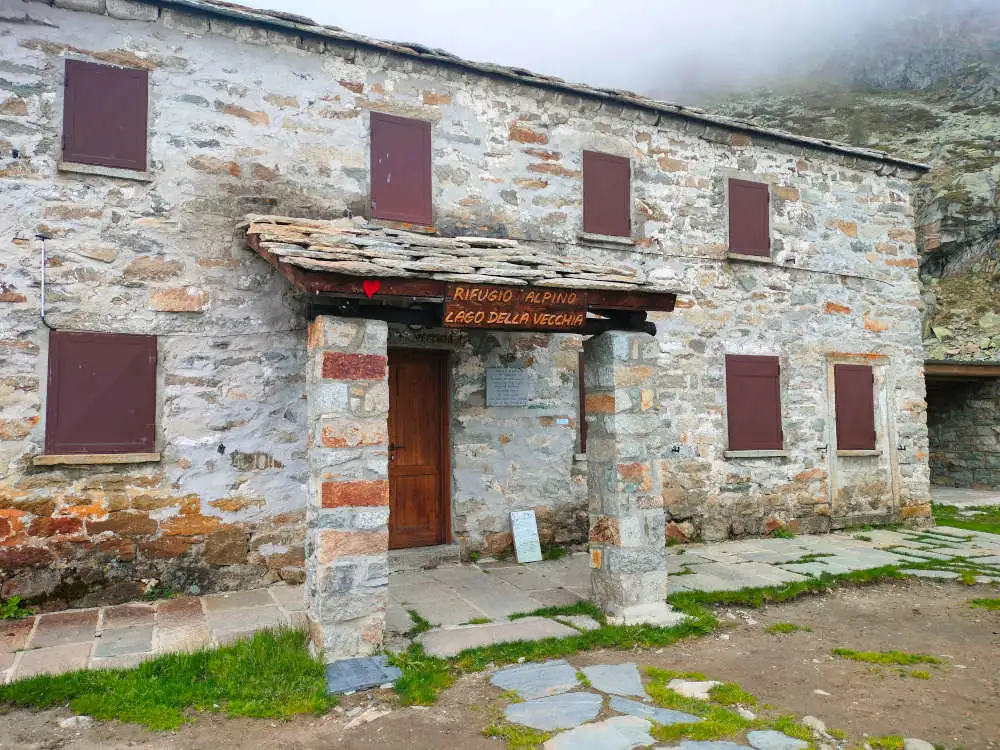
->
[725, 355, 783, 451]
[728, 178, 770, 256]
[834, 364, 876, 451]
[63, 59, 148, 171]
[583, 151, 631, 237]
[46, 331, 157, 454]
[578, 351, 588, 453]
[370, 112, 432, 225]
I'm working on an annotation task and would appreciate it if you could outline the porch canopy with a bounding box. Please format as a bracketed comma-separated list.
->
[242, 215, 681, 663]
[243, 215, 677, 335]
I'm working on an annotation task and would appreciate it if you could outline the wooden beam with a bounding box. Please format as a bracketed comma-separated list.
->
[247, 234, 676, 312]
[924, 361, 1000, 378]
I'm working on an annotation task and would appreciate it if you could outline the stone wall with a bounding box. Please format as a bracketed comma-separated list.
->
[927, 379, 1000, 488]
[0, 1, 930, 605]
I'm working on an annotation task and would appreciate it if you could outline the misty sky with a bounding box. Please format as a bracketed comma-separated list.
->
[238, 0, 912, 100]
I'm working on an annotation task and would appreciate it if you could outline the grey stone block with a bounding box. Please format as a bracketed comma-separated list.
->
[54, 0, 106, 12]
[490, 658, 580, 700]
[746, 730, 810, 750]
[608, 695, 702, 726]
[93, 624, 153, 658]
[542, 715, 656, 750]
[581, 663, 645, 697]
[325, 655, 401, 695]
[504, 692, 603, 730]
[106, 0, 157, 20]
[421, 618, 577, 658]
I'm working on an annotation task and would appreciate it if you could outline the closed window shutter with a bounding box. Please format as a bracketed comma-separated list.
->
[46, 331, 157, 454]
[583, 151, 631, 237]
[834, 364, 876, 450]
[370, 112, 433, 225]
[725, 355, 783, 451]
[728, 178, 770, 256]
[578, 351, 587, 453]
[63, 59, 148, 171]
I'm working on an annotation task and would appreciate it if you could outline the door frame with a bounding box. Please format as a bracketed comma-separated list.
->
[388, 347, 452, 547]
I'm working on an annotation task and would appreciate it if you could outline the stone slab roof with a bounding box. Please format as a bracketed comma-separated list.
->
[131, 0, 929, 173]
[243, 215, 669, 291]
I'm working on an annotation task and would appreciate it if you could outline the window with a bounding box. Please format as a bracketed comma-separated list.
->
[62, 59, 149, 172]
[370, 112, 432, 225]
[725, 355, 783, 451]
[583, 151, 631, 237]
[45, 331, 157, 455]
[834, 364, 876, 451]
[728, 178, 770, 257]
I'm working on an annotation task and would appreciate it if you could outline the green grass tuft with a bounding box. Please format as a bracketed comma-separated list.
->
[646, 672, 758, 742]
[508, 600, 606, 624]
[575, 670, 592, 688]
[868, 736, 905, 750]
[708, 682, 757, 706]
[645, 666, 709, 681]
[405, 610, 434, 637]
[460, 617, 493, 625]
[540, 544, 568, 561]
[771, 715, 815, 741]
[970, 597, 1000, 610]
[933, 503, 1000, 535]
[0, 628, 330, 730]
[482, 721, 552, 749]
[764, 622, 812, 635]
[769, 527, 797, 539]
[957, 570, 977, 586]
[853, 534, 873, 542]
[831, 648, 943, 666]
[388, 644, 455, 706]
[908, 669, 931, 679]
[0, 595, 33, 620]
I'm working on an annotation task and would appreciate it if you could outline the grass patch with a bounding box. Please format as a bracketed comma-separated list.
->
[933, 503, 1000, 535]
[853, 534, 873, 542]
[958, 570, 978, 586]
[831, 648, 943, 666]
[668, 565, 906, 610]
[645, 667, 708, 681]
[970, 597, 1000, 610]
[460, 617, 493, 625]
[908, 670, 932, 679]
[764, 622, 812, 635]
[0, 595, 33, 620]
[646, 672, 758, 742]
[540, 544, 568, 562]
[769, 527, 797, 539]
[405, 609, 433, 637]
[576, 670, 592, 688]
[140, 584, 176, 602]
[771, 715, 814, 741]
[508, 600, 605, 624]
[708, 682, 757, 706]
[389, 644, 456, 706]
[482, 721, 552, 749]
[868, 736, 905, 750]
[0, 629, 330, 730]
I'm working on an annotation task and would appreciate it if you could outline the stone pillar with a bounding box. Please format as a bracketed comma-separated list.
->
[305, 315, 390, 662]
[584, 331, 676, 625]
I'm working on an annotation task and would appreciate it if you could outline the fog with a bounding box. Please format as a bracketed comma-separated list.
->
[237, 0, 930, 101]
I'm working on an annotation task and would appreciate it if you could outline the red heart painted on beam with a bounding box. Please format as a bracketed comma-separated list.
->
[362, 279, 381, 298]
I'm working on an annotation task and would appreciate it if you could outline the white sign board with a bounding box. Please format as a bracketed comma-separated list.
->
[510, 510, 543, 564]
[486, 367, 529, 407]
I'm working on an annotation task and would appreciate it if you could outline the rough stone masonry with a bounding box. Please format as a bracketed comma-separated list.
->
[0, 0, 931, 614]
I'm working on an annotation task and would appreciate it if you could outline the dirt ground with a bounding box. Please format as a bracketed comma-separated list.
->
[2, 579, 998, 750]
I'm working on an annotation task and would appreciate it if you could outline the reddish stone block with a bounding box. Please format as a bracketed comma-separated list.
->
[590, 516, 621, 545]
[160, 513, 220, 536]
[585, 392, 615, 414]
[0, 517, 11, 538]
[99, 538, 136, 562]
[141, 535, 196, 558]
[823, 302, 851, 315]
[316, 530, 388, 563]
[204, 525, 250, 565]
[0, 546, 54, 569]
[88, 512, 157, 537]
[321, 352, 386, 381]
[29, 517, 83, 537]
[617, 463, 653, 493]
[321, 480, 389, 509]
[508, 123, 548, 144]
[483, 531, 513, 556]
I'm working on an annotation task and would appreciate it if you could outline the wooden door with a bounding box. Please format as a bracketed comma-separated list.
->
[388, 349, 449, 549]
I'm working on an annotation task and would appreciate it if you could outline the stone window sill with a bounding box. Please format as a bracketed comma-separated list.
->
[33, 452, 161, 467]
[726, 251, 773, 264]
[577, 231, 636, 248]
[723, 449, 790, 459]
[58, 161, 153, 182]
[836, 449, 881, 457]
[369, 217, 436, 234]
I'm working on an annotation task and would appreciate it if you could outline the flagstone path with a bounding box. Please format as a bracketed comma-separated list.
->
[3, 525, 999, 683]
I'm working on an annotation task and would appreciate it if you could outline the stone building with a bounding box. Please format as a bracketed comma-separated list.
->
[1, 0, 931, 659]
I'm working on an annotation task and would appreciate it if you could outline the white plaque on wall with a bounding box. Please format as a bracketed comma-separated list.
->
[510, 510, 543, 564]
[486, 367, 529, 407]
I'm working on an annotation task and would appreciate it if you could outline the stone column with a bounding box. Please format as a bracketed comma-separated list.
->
[305, 315, 390, 662]
[584, 331, 677, 625]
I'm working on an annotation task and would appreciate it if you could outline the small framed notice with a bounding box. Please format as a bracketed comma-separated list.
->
[486, 367, 529, 407]
[510, 510, 543, 564]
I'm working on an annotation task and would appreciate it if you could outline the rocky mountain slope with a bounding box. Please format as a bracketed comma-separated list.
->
[706, 0, 1000, 361]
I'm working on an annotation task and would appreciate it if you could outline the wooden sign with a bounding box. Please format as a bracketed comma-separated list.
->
[444, 284, 588, 331]
[510, 510, 543, 564]
[486, 367, 529, 407]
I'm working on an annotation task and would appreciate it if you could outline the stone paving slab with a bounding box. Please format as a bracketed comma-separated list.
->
[490, 658, 580, 700]
[505, 692, 603, 730]
[609, 695, 702, 726]
[746, 730, 809, 750]
[14, 642, 92, 680]
[31, 610, 99, 649]
[543, 715, 655, 750]
[93, 623, 153, 658]
[420, 617, 578, 658]
[581, 662, 645, 697]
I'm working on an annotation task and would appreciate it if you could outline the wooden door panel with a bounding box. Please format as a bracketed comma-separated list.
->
[388, 349, 449, 549]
